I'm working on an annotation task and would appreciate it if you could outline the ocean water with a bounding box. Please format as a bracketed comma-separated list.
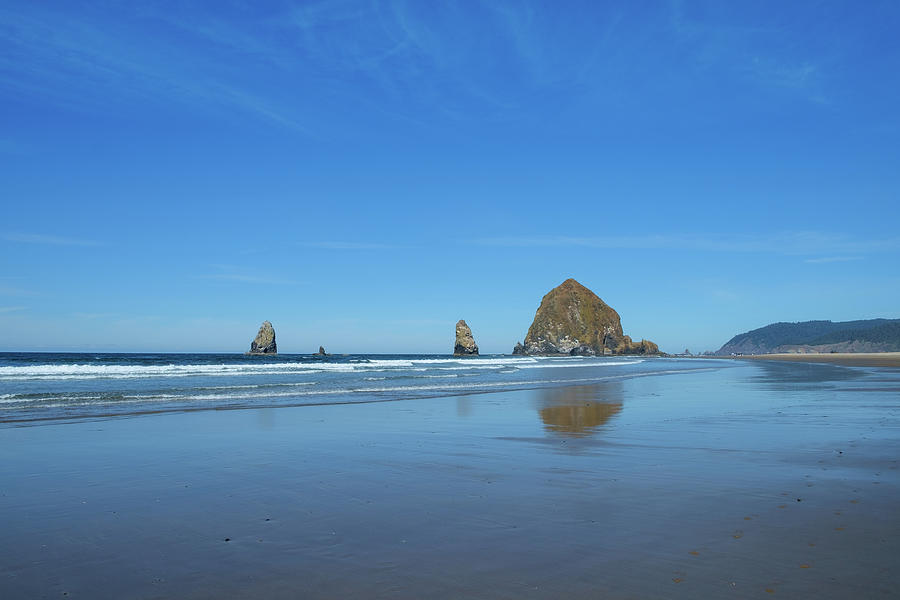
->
[0, 353, 716, 423]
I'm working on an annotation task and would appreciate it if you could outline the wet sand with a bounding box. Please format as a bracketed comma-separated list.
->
[1, 360, 899, 598]
[740, 352, 900, 368]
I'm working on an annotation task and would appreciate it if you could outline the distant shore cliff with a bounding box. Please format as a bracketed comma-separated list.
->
[512, 279, 659, 356]
[717, 319, 900, 355]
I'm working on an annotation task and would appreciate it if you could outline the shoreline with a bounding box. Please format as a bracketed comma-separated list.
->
[736, 352, 900, 368]
[0, 354, 704, 426]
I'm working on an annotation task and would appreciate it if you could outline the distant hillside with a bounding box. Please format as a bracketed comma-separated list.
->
[717, 319, 900, 355]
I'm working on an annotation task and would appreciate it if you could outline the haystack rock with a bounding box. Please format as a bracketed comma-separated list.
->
[317, 346, 326, 355]
[454, 320, 479, 355]
[248, 321, 277, 354]
[513, 279, 659, 356]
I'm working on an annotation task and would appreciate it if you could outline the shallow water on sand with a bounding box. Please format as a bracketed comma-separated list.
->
[0, 360, 898, 598]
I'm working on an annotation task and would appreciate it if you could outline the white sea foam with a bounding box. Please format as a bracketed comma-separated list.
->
[195, 382, 318, 390]
[0, 356, 642, 381]
[513, 360, 642, 369]
[0, 362, 326, 380]
[0, 366, 714, 409]
[0, 394, 110, 405]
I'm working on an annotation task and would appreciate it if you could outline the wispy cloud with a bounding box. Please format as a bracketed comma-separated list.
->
[747, 58, 818, 91]
[209, 83, 310, 134]
[0, 2, 629, 134]
[298, 241, 397, 250]
[199, 273, 300, 285]
[72, 312, 119, 320]
[0, 306, 26, 314]
[2, 0, 831, 142]
[0, 4, 304, 131]
[666, 1, 827, 103]
[2, 232, 103, 246]
[803, 256, 864, 264]
[711, 289, 739, 302]
[0, 284, 39, 297]
[198, 265, 300, 285]
[471, 232, 900, 255]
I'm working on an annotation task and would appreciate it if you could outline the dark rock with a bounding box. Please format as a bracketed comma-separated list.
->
[514, 278, 658, 355]
[248, 321, 277, 354]
[317, 346, 326, 355]
[454, 320, 479, 355]
[568, 344, 597, 356]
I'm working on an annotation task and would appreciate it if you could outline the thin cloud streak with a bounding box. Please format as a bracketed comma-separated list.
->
[0, 285, 40, 297]
[2, 232, 103, 246]
[198, 274, 301, 285]
[471, 233, 900, 255]
[0, 5, 305, 132]
[73, 312, 119, 320]
[299, 241, 397, 250]
[803, 256, 864, 264]
[0, 1, 837, 140]
[0, 306, 26, 313]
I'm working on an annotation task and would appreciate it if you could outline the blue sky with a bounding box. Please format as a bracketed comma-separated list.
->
[1, 0, 899, 354]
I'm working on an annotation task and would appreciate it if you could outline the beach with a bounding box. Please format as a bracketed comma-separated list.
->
[1, 359, 898, 598]
[739, 352, 900, 368]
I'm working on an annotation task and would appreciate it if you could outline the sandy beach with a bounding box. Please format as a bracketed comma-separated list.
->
[739, 352, 900, 368]
[1, 359, 898, 599]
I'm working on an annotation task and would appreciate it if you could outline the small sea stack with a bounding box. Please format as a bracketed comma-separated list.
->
[248, 321, 277, 354]
[454, 320, 479, 356]
[317, 346, 327, 356]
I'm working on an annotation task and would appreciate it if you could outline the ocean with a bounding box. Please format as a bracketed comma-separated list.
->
[0, 352, 715, 423]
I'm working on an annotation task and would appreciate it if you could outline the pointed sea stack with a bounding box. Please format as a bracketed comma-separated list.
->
[248, 321, 277, 354]
[454, 320, 479, 355]
[317, 346, 326, 356]
[513, 279, 658, 356]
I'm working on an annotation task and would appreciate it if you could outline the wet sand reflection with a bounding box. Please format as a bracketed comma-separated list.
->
[538, 382, 623, 437]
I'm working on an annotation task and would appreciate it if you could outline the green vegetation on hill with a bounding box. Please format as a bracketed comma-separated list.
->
[717, 319, 900, 355]
[809, 320, 900, 346]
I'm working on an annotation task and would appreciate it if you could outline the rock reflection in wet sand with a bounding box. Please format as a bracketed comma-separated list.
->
[538, 382, 623, 437]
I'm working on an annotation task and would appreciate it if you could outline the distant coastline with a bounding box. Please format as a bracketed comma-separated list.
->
[735, 352, 900, 368]
[716, 319, 900, 355]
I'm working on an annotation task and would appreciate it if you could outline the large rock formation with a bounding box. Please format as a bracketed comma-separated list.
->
[248, 321, 277, 354]
[454, 320, 479, 355]
[512, 279, 658, 356]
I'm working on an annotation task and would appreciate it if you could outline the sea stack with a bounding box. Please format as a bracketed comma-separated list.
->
[317, 346, 326, 356]
[513, 279, 658, 356]
[248, 321, 277, 354]
[454, 320, 479, 355]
